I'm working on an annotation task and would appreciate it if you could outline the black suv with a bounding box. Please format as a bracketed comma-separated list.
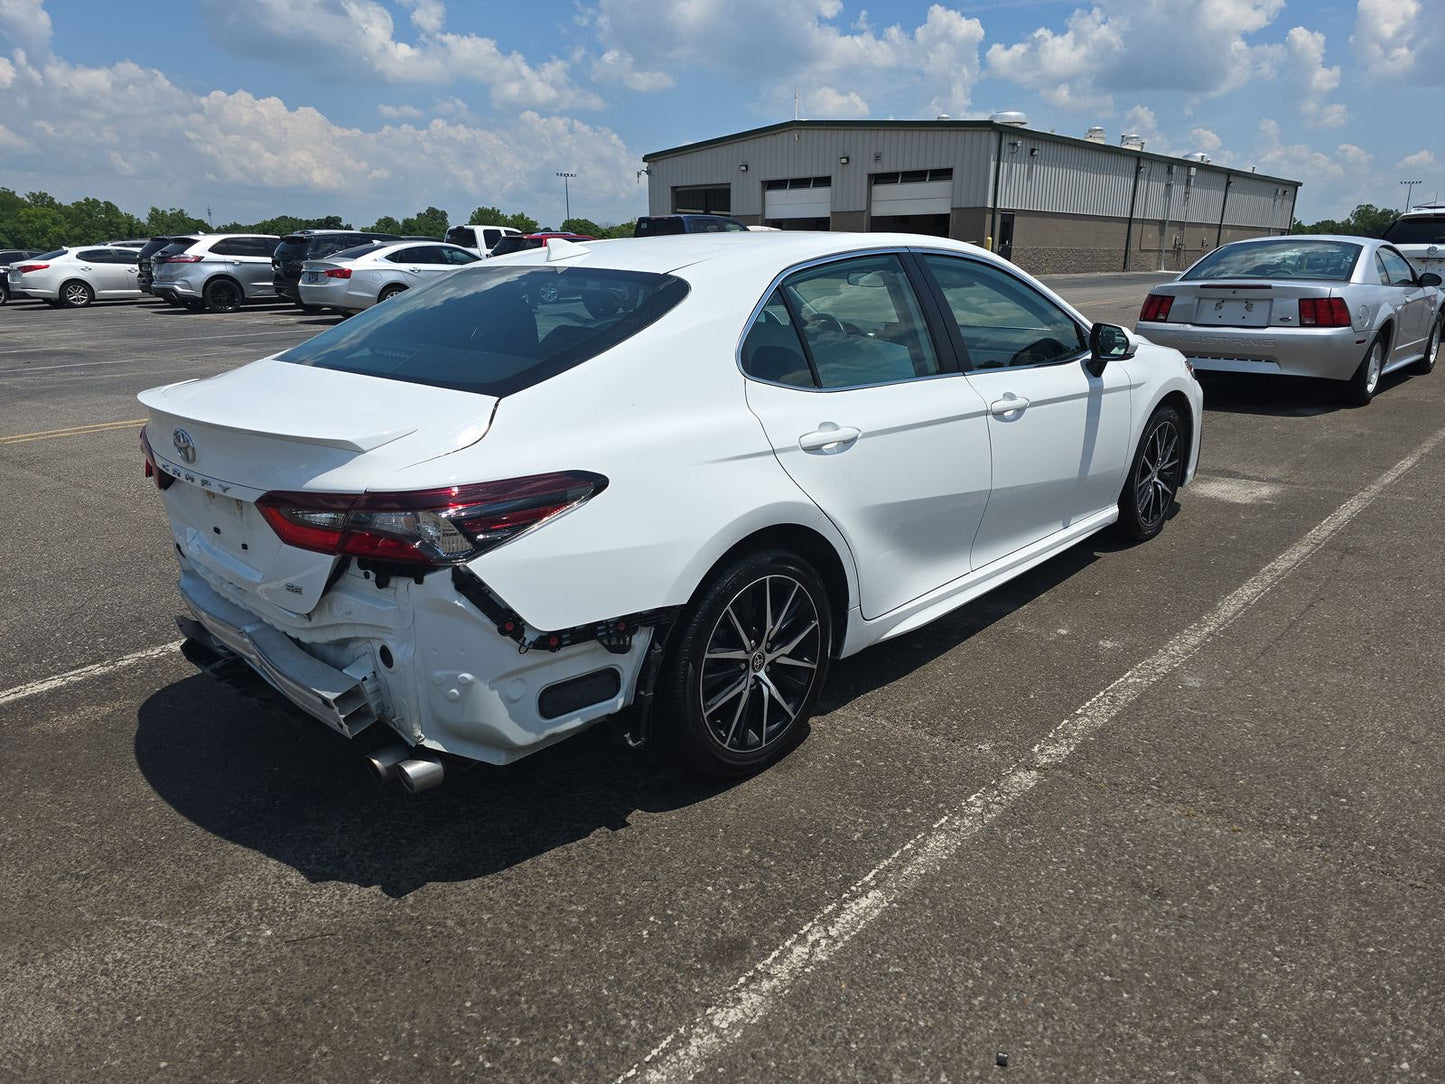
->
[634, 214, 748, 236]
[136, 236, 184, 296]
[272, 229, 401, 308]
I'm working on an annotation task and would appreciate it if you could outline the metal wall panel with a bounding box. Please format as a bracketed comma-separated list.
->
[995, 136, 1137, 216]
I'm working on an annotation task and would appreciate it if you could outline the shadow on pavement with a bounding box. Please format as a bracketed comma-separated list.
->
[1194, 371, 1413, 416]
[134, 529, 1148, 897]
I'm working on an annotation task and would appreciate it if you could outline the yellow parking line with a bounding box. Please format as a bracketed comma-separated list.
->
[0, 419, 146, 445]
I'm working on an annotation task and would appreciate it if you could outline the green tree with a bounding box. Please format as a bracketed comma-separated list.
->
[398, 205, 449, 238]
[467, 205, 508, 225]
[367, 215, 403, 233]
[505, 211, 540, 234]
[561, 217, 603, 237]
[145, 206, 210, 236]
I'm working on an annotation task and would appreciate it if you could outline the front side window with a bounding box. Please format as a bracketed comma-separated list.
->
[921, 255, 1085, 369]
[771, 254, 941, 389]
[278, 266, 689, 397]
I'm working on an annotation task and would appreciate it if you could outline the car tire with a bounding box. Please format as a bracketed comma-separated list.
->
[60, 280, 94, 308]
[1411, 316, 1440, 376]
[1116, 404, 1184, 542]
[1346, 335, 1386, 406]
[658, 549, 832, 777]
[378, 284, 407, 303]
[203, 277, 243, 314]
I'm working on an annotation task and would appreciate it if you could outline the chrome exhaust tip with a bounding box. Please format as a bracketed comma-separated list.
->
[396, 751, 445, 793]
[365, 743, 411, 783]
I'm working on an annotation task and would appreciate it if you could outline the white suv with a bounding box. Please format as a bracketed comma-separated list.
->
[1382, 207, 1445, 278]
[444, 223, 521, 256]
[151, 234, 281, 312]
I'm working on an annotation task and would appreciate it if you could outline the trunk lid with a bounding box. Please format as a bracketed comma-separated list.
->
[141, 359, 496, 613]
[1163, 281, 1340, 328]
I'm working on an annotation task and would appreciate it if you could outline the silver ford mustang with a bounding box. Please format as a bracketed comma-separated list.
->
[1136, 235, 1443, 405]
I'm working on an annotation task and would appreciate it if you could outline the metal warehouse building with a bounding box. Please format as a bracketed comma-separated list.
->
[643, 118, 1301, 275]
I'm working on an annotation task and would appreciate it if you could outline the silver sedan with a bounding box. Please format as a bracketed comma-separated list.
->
[1136, 235, 1443, 405]
[297, 240, 480, 314]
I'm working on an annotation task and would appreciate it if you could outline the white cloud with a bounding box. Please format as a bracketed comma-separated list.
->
[197, 0, 602, 110]
[591, 48, 674, 93]
[0, 0, 51, 55]
[987, 0, 1286, 111]
[0, 49, 645, 227]
[591, 0, 984, 118]
[1352, 0, 1442, 83]
[1397, 149, 1437, 171]
[1189, 127, 1224, 154]
[377, 103, 427, 120]
[1279, 26, 1346, 127]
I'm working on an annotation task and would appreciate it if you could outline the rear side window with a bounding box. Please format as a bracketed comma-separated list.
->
[635, 217, 684, 237]
[444, 226, 477, 248]
[278, 266, 689, 397]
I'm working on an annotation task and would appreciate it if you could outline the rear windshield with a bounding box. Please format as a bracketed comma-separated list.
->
[444, 226, 476, 246]
[489, 236, 543, 257]
[1381, 217, 1445, 245]
[33, 249, 65, 261]
[1181, 239, 1362, 282]
[328, 242, 387, 262]
[139, 237, 174, 259]
[156, 238, 200, 259]
[278, 266, 689, 397]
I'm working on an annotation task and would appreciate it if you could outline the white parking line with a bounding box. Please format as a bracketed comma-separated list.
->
[618, 423, 1445, 1083]
[0, 642, 182, 708]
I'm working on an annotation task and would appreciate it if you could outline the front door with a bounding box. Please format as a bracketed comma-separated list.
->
[741, 253, 992, 619]
[996, 212, 1015, 262]
[916, 252, 1132, 569]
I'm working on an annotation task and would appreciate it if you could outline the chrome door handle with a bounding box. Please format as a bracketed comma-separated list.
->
[989, 395, 1030, 416]
[798, 425, 861, 452]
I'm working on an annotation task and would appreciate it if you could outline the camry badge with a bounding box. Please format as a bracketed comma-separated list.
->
[173, 428, 197, 464]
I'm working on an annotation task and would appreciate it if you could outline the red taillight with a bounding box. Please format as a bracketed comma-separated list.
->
[256, 472, 609, 566]
[15, 263, 49, 273]
[1297, 297, 1351, 327]
[323, 267, 352, 279]
[1139, 293, 1174, 322]
[163, 254, 203, 263]
[139, 427, 174, 491]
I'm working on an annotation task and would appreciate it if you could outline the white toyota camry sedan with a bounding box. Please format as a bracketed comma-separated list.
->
[139, 233, 1202, 790]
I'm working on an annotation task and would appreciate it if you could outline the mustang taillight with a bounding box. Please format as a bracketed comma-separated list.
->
[323, 267, 352, 279]
[1139, 293, 1174, 322]
[256, 472, 608, 565]
[138, 427, 174, 491]
[15, 263, 49, 273]
[1298, 297, 1351, 327]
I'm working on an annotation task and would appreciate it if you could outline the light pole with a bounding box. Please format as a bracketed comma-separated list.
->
[1400, 179, 1422, 213]
[556, 171, 576, 226]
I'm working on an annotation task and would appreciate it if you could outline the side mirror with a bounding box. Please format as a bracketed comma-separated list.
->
[1419, 272, 1442, 287]
[1087, 322, 1135, 376]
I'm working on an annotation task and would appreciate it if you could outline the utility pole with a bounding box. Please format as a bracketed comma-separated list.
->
[556, 171, 576, 226]
[1400, 179, 1422, 213]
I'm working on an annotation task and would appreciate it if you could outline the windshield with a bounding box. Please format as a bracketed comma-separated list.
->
[1181, 239, 1362, 282]
[278, 265, 689, 397]
[1382, 218, 1445, 245]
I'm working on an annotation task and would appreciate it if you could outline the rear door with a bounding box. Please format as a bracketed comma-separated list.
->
[741, 252, 992, 619]
[916, 252, 1132, 569]
[75, 249, 128, 296]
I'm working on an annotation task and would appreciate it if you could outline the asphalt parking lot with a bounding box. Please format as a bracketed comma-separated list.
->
[2, 274, 1442, 1082]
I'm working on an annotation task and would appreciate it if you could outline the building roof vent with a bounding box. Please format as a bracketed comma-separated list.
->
[990, 111, 1029, 127]
[936, 114, 950, 121]
[1182, 152, 1211, 164]
[1120, 133, 1146, 150]
[1084, 126, 1106, 143]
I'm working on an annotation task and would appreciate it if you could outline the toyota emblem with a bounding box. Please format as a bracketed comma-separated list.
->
[173, 428, 197, 464]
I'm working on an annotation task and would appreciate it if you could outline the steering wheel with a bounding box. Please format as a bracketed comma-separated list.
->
[1009, 337, 1069, 365]
[806, 313, 845, 334]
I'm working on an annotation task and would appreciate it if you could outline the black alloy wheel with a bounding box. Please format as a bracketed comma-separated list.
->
[1117, 405, 1184, 541]
[60, 280, 94, 308]
[661, 550, 832, 777]
[203, 277, 243, 314]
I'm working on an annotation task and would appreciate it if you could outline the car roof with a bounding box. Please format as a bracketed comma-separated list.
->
[488, 231, 997, 277]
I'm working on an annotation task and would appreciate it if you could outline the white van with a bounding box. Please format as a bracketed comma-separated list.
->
[444, 224, 522, 256]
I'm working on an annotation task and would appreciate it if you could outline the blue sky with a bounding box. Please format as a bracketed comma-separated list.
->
[0, 0, 1440, 230]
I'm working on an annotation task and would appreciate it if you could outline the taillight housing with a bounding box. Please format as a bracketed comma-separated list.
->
[1298, 297, 1351, 327]
[139, 427, 174, 491]
[256, 472, 608, 566]
[15, 263, 49, 273]
[1139, 293, 1174, 322]
[163, 254, 203, 263]
[323, 267, 351, 279]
